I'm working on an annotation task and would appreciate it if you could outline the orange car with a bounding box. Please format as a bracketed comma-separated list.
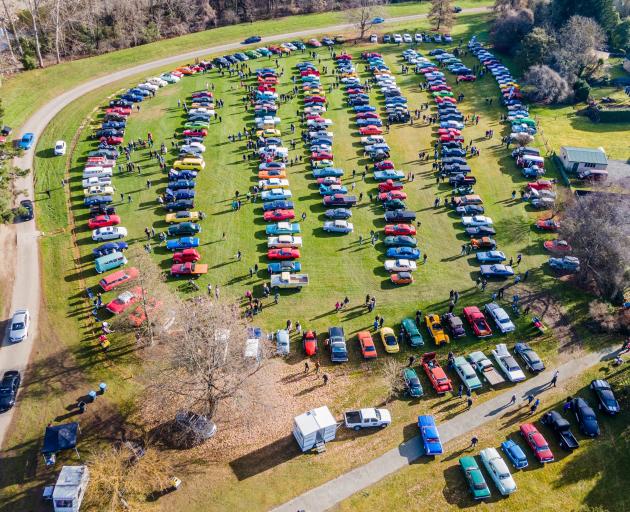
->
[176, 66, 193, 75]
[357, 331, 377, 359]
[258, 169, 287, 180]
[391, 272, 414, 285]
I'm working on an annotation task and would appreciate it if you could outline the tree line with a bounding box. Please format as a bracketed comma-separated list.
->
[490, 0, 630, 104]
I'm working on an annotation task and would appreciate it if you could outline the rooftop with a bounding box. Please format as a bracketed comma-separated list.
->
[562, 146, 608, 165]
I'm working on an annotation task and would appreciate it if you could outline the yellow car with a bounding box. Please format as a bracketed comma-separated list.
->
[84, 185, 115, 197]
[425, 314, 450, 346]
[256, 128, 281, 138]
[379, 327, 400, 353]
[173, 158, 205, 171]
[165, 211, 201, 224]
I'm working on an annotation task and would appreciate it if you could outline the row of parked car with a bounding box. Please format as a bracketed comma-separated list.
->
[383, 32, 454, 45]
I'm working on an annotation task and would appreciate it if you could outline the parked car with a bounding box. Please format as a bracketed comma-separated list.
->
[384, 259, 417, 273]
[323, 220, 354, 233]
[357, 331, 377, 359]
[327, 326, 348, 362]
[441, 313, 466, 338]
[170, 262, 208, 277]
[453, 356, 482, 390]
[18, 132, 35, 150]
[344, 408, 391, 430]
[92, 226, 127, 241]
[541, 411, 579, 450]
[421, 352, 453, 394]
[54, 140, 67, 155]
[514, 342, 545, 372]
[480, 264, 514, 279]
[590, 379, 621, 415]
[463, 306, 492, 337]
[492, 344, 526, 382]
[400, 318, 424, 347]
[500, 439, 528, 469]
[403, 368, 424, 398]
[459, 456, 491, 500]
[520, 423, 554, 463]
[276, 329, 290, 355]
[325, 208, 352, 219]
[165, 237, 200, 251]
[485, 303, 515, 334]
[418, 415, 443, 455]
[425, 314, 450, 346]
[480, 448, 516, 495]
[302, 330, 318, 356]
[379, 327, 400, 353]
[167, 222, 201, 236]
[0, 371, 21, 412]
[570, 397, 600, 437]
[476, 251, 506, 263]
[468, 351, 505, 387]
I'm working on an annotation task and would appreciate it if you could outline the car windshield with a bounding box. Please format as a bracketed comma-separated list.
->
[364, 346, 376, 353]
[537, 444, 549, 451]
[11, 322, 24, 330]
[499, 472, 510, 480]
[409, 378, 420, 387]
[385, 335, 396, 345]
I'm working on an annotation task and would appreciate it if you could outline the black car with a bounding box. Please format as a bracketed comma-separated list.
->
[541, 410, 579, 450]
[465, 226, 496, 237]
[263, 200, 294, 212]
[89, 205, 116, 218]
[19, 199, 34, 221]
[441, 313, 466, 338]
[384, 209, 416, 223]
[449, 175, 476, 186]
[455, 205, 484, 216]
[165, 199, 194, 212]
[0, 371, 21, 412]
[571, 397, 600, 437]
[514, 342, 545, 372]
[590, 379, 621, 415]
[109, 99, 132, 108]
[242, 35, 262, 44]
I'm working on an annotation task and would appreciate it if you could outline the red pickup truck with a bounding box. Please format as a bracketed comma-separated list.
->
[463, 306, 493, 338]
[170, 262, 208, 277]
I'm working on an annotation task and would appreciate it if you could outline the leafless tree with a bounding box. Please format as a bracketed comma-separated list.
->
[429, 0, 455, 33]
[380, 358, 403, 403]
[345, 0, 384, 40]
[522, 64, 571, 104]
[552, 15, 605, 80]
[1, 0, 23, 56]
[24, 0, 44, 67]
[512, 132, 534, 147]
[560, 193, 630, 303]
[493, 0, 529, 13]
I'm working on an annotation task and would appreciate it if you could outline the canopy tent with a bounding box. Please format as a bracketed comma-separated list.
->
[41, 422, 81, 465]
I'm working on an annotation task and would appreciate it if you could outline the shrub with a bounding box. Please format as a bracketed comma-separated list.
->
[573, 79, 591, 103]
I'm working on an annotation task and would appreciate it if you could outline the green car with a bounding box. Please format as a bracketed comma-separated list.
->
[402, 368, 423, 398]
[400, 318, 424, 347]
[246, 50, 260, 58]
[184, 121, 210, 129]
[459, 456, 491, 500]
[167, 222, 201, 236]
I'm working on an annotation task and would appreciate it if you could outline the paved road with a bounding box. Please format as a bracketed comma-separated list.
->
[273, 347, 615, 512]
[0, 5, 490, 449]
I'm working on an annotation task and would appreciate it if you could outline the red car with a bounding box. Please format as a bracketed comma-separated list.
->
[430, 85, 452, 92]
[173, 248, 201, 264]
[528, 180, 554, 191]
[543, 239, 572, 253]
[311, 151, 333, 161]
[302, 330, 318, 356]
[170, 262, 208, 276]
[105, 107, 131, 117]
[520, 423, 554, 463]
[268, 248, 300, 260]
[391, 272, 414, 285]
[440, 134, 464, 143]
[379, 191, 408, 202]
[374, 160, 394, 170]
[437, 128, 461, 136]
[458, 75, 476, 82]
[436, 96, 457, 104]
[105, 286, 141, 315]
[357, 112, 379, 119]
[421, 352, 453, 394]
[316, 177, 341, 186]
[263, 209, 295, 222]
[182, 129, 208, 137]
[88, 214, 121, 230]
[101, 135, 124, 145]
[384, 224, 416, 236]
[378, 179, 404, 192]
[357, 331, 377, 359]
[536, 218, 560, 231]
[359, 125, 383, 135]
[463, 306, 492, 337]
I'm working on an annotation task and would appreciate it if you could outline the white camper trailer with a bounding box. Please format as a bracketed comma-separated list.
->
[293, 406, 338, 452]
[51, 466, 89, 512]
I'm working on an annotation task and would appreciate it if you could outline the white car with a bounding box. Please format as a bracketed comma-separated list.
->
[147, 77, 167, 87]
[8, 309, 30, 343]
[370, 34, 378, 43]
[384, 259, 417, 272]
[361, 135, 385, 144]
[138, 82, 159, 92]
[267, 235, 302, 248]
[480, 448, 516, 495]
[393, 33, 403, 43]
[462, 215, 494, 227]
[84, 185, 115, 197]
[414, 33, 423, 43]
[485, 303, 516, 333]
[323, 220, 354, 233]
[258, 179, 290, 190]
[54, 140, 66, 156]
[403, 33, 412, 43]
[82, 176, 113, 188]
[491, 344, 526, 382]
[92, 226, 128, 242]
[160, 72, 180, 82]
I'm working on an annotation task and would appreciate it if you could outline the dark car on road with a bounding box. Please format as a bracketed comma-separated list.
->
[19, 199, 34, 221]
[242, 36, 262, 44]
[0, 371, 21, 412]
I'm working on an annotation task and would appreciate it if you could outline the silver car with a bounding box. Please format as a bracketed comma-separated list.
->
[8, 309, 29, 343]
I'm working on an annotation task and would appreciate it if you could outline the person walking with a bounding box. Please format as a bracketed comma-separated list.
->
[304, 361, 310, 374]
[550, 369, 559, 387]
[526, 394, 535, 405]
[509, 394, 516, 405]
[458, 384, 463, 398]
[470, 436, 478, 448]
[373, 316, 379, 330]
[467, 397, 473, 409]
[379, 316, 384, 328]
[315, 360, 321, 374]
[408, 355, 416, 367]
[323, 373, 329, 385]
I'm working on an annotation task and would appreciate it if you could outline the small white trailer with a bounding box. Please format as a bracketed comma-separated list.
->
[50, 466, 89, 512]
[293, 406, 338, 452]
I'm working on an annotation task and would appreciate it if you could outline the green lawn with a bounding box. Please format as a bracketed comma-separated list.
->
[335, 364, 630, 512]
[1, 9, 619, 511]
[1, 0, 491, 130]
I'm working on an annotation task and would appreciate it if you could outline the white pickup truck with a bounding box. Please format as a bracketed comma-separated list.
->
[344, 408, 391, 431]
[271, 272, 309, 289]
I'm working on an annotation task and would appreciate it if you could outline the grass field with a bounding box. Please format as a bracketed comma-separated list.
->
[0, 0, 492, 130]
[0, 9, 622, 512]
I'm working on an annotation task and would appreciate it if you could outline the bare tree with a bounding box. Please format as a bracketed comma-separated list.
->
[522, 64, 571, 104]
[560, 193, 630, 303]
[84, 443, 174, 512]
[148, 296, 268, 426]
[24, 0, 44, 67]
[1, 0, 23, 56]
[552, 15, 605, 80]
[380, 358, 403, 403]
[512, 132, 534, 147]
[429, 0, 455, 33]
[493, 0, 528, 13]
[345, 0, 384, 40]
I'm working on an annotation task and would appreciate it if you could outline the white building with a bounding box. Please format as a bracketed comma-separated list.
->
[559, 146, 608, 174]
[52, 466, 89, 512]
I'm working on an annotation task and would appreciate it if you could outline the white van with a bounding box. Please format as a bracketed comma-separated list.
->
[83, 167, 113, 179]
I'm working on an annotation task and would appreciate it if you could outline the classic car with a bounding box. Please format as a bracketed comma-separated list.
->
[88, 214, 120, 230]
[462, 215, 493, 227]
[492, 344, 526, 382]
[324, 208, 352, 219]
[391, 272, 414, 285]
[267, 248, 300, 260]
[476, 251, 506, 263]
[313, 167, 344, 178]
[485, 303, 516, 334]
[536, 218, 560, 231]
[266, 222, 300, 235]
[501, 439, 528, 469]
[302, 330, 318, 356]
[480, 264, 515, 279]
[173, 249, 201, 264]
[465, 226, 497, 237]
[92, 226, 127, 241]
[421, 352, 453, 394]
[384, 224, 416, 236]
[165, 237, 200, 251]
[548, 256, 580, 273]
[570, 397, 600, 437]
[459, 456, 491, 500]
[384, 210, 416, 222]
[463, 306, 492, 337]
[164, 199, 195, 212]
[261, 188, 292, 202]
[541, 411, 579, 450]
[400, 318, 424, 347]
[470, 237, 497, 250]
[590, 379, 621, 415]
[322, 194, 357, 206]
[385, 247, 420, 260]
[263, 209, 295, 222]
[267, 235, 302, 248]
[323, 220, 354, 233]
[384, 259, 417, 273]
[403, 368, 424, 398]
[520, 423, 554, 463]
[480, 448, 516, 495]
[441, 313, 466, 338]
[453, 356, 482, 390]
[468, 351, 505, 386]
[378, 179, 404, 192]
[262, 200, 294, 211]
[357, 331, 377, 359]
[170, 262, 209, 277]
[514, 343, 545, 372]
[425, 314, 450, 346]
[267, 261, 302, 273]
[418, 415, 443, 455]
[383, 236, 417, 247]
[543, 239, 572, 254]
[379, 327, 400, 353]
[374, 169, 405, 181]
[165, 211, 201, 224]
[106, 287, 141, 314]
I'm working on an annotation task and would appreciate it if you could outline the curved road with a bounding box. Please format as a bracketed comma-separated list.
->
[0, 4, 494, 461]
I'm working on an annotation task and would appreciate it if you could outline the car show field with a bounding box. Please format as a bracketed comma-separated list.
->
[1, 3, 628, 512]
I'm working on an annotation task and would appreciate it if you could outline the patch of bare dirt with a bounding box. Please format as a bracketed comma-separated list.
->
[0, 225, 16, 317]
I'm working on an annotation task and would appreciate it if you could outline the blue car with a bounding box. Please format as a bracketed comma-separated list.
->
[354, 105, 376, 113]
[374, 169, 405, 181]
[418, 415, 443, 455]
[102, 121, 126, 130]
[372, 16, 385, 24]
[121, 93, 143, 103]
[325, 208, 352, 219]
[165, 199, 194, 211]
[168, 180, 196, 190]
[501, 439, 528, 469]
[268, 261, 302, 273]
[476, 251, 506, 263]
[165, 189, 195, 201]
[313, 167, 344, 178]
[84, 195, 113, 207]
[357, 118, 383, 127]
[384, 236, 417, 247]
[319, 185, 348, 196]
[129, 88, 150, 97]
[92, 241, 128, 258]
[18, 133, 35, 150]
[386, 247, 421, 260]
[168, 170, 197, 180]
[480, 264, 514, 279]
[165, 237, 200, 251]
[262, 200, 294, 211]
